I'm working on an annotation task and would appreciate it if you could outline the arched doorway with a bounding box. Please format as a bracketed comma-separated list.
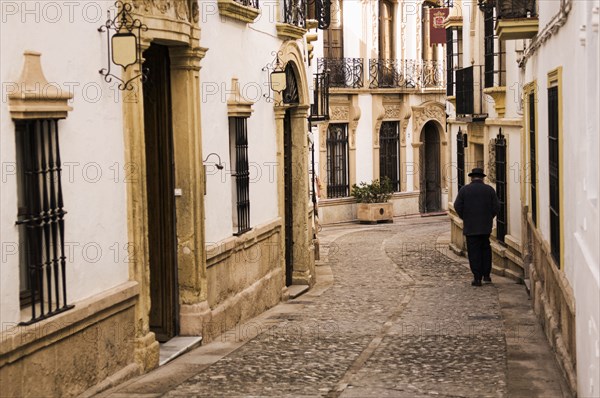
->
[274, 43, 315, 288]
[420, 121, 441, 213]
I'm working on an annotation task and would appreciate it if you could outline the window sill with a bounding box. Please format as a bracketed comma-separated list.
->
[218, 0, 260, 23]
[276, 23, 307, 40]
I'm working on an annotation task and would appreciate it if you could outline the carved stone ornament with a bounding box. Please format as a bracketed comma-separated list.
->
[488, 138, 497, 183]
[412, 103, 446, 137]
[331, 105, 349, 121]
[383, 104, 401, 119]
[133, 0, 194, 22]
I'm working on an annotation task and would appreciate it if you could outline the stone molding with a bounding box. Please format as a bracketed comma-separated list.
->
[0, 281, 139, 366]
[276, 23, 307, 40]
[8, 51, 73, 120]
[218, 0, 261, 23]
[227, 78, 254, 118]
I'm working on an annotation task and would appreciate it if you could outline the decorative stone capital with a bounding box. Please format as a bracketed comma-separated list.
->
[483, 86, 507, 117]
[218, 0, 261, 23]
[227, 78, 254, 117]
[276, 23, 307, 40]
[8, 51, 73, 120]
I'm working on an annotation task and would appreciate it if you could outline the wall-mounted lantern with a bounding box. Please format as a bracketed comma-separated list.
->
[263, 51, 287, 103]
[98, 1, 148, 91]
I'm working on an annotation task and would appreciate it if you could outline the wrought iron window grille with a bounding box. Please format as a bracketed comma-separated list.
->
[379, 122, 401, 192]
[233, 0, 260, 9]
[456, 127, 466, 191]
[317, 58, 364, 89]
[98, 0, 148, 91]
[15, 119, 73, 325]
[496, 0, 536, 19]
[528, 93, 537, 225]
[326, 124, 350, 198]
[484, 3, 506, 88]
[230, 117, 251, 235]
[282, 0, 307, 28]
[495, 129, 507, 243]
[548, 86, 560, 265]
[446, 27, 462, 96]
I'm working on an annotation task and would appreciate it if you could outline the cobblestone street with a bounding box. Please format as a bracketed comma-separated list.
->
[101, 216, 571, 398]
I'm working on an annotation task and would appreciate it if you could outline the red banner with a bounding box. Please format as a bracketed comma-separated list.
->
[430, 8, 449, 45]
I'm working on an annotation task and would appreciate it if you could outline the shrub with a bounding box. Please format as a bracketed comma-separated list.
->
[351, 177, 393, 203]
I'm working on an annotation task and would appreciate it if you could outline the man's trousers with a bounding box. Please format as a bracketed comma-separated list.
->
[465, 234, 492, 281]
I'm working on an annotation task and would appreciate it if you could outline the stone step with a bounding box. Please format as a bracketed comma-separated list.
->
[159, 336, 203, 366]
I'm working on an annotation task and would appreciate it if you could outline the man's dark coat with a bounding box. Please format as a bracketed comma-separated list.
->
[454, 180, 500, 236]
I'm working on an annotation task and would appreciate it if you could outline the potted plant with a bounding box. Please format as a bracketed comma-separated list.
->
[351, 177, 394, 223]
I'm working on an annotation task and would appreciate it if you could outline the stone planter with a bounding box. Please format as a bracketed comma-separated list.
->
[356, 202, 393, 224]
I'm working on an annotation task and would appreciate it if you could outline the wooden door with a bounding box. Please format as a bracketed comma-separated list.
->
[143, 44, 179, 342]
[284, 110, 294, 286]
[323, 0, 343, 59]
[424, 123, 441, 212]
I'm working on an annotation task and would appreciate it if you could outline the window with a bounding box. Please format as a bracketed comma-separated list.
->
[456, 128, 465, 191]
[484, 3, 505, 88]
[495, 130, 507, 243]
[528, 92, 537, 225]
[234, 0, 259, 8]
[548, 85, 560, 264]
[230, 117, 250, 235]
[379, 0, 394, 60]
[326, 123, 349, 198]
[282, 0, 306, 28]
[446, 27, 463, 96]
[379, 122, 400, 192]
[323, 0, 343, 58]
[15, 119, 72, 325]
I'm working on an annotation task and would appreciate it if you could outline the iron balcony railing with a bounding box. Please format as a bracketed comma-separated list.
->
[455, 65, 488, 119]
[233, 0, 260, 8]
[496, 0, 536, 19]
[282, 0, 306, 28]
[369, 59, 445, 89]
[317, 57, 364, 88]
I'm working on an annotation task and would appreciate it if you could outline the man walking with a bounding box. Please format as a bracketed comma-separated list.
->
[454, 168, 500, 286]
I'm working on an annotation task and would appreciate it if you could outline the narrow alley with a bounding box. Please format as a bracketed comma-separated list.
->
[100, 217, 570, 398]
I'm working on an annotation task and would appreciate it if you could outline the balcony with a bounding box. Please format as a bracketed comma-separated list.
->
[455, 65, 488, 121]
[218, 0, 260, 23]
[317, 58, 364, 89]
[277, 0, 307, 40]
[495, 0, 539, 40]
[369, 59, 444, 90]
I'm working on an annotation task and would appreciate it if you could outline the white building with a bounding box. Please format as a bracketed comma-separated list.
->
[0, 0, 318, 396]
[311, 0, 449, 224]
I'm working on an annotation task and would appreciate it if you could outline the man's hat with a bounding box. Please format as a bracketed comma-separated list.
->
[468, 167, 486, 177]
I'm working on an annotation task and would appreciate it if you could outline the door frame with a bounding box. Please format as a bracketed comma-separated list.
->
[120, 6, 207, 370]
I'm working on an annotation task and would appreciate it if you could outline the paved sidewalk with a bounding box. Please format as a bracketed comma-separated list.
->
[100, 216, 571, 398]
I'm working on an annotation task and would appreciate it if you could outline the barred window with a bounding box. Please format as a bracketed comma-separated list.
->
[379, 121, 400, 192]
[528, 93, 537, 225]
[230, 117, 251, 235]
[15, 119, 72, 325]
[446, 27, 462, 96]
[495, 130, 507, 243]
[456, 128, 465, 191]
[548, 86, 560, 265]
[326, 123, 349, 198]
[484, 4, 505, 88]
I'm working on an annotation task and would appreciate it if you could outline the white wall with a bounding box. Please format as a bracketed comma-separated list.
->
[0, 2, 129, 325]
[522, 0, 600, 394]
[201, 4, 285, 244]
[355, 94, 373, 184]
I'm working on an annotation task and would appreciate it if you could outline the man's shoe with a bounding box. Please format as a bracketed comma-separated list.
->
[471, 279, 482, 286]
[483, 276, 492, 283]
